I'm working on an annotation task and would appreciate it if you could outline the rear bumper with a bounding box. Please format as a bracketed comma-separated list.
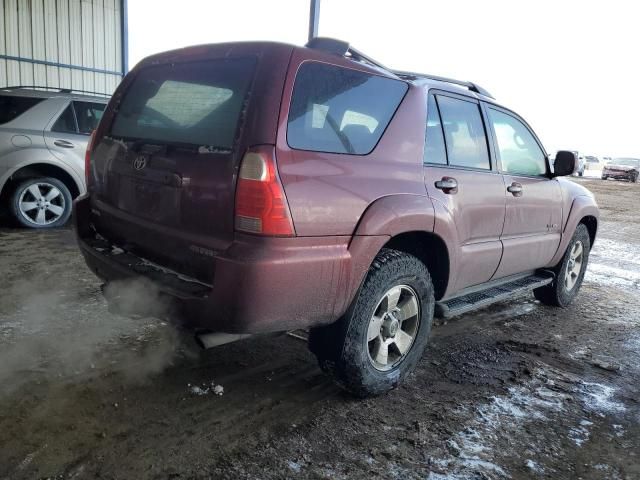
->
[74, 195, 380, 334]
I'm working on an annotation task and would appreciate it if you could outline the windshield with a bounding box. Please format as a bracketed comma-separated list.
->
[612, 158, 640, 167]
[110, 57, 256, 149]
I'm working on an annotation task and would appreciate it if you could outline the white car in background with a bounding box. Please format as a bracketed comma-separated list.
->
[583, 155, 602, 171]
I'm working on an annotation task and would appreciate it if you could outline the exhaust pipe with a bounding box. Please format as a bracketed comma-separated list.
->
[195, 332, 252, 349]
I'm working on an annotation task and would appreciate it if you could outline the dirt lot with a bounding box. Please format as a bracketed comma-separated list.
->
[0, 178, 638, 480]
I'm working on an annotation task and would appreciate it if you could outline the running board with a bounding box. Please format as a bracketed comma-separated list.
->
[435, 272, 554, 318]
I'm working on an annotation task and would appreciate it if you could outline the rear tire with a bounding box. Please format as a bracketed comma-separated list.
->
[534, 224, 590, 307]
[10, 177, 73, 229]
[632, 172, 639, 183]
[309, 249, 434, 397]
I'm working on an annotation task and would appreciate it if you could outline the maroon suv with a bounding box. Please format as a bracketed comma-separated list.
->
[75, 38, 599, 397]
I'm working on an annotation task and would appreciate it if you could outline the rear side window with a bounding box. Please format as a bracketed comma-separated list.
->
[287, 62, 408, 155]
[437, 95, 490, 170]
[52, 105, 77, 133]
[75, 101, 105, 134]
[110, 57, 256, 149]
[0, 95, 45, 125]
[52, 101, 106, 135]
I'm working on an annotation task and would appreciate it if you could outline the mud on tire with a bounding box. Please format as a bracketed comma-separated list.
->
[309, 248, 435, 397]
[534, 223, 591, 307]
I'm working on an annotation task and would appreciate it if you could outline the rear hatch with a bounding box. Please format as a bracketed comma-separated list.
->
[87, 44, 291, 284]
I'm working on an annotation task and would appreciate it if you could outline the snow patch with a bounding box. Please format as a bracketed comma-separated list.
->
[579, 382, 626, 414]
[426, 365, 626, 479]
[525, 459, 544, 474]
[586, 238, 640, 290]
[188, 381, 224, 396]
[568, 420, 592, 446]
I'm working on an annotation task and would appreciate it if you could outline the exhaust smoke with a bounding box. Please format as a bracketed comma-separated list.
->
[0, 275, 182, 396]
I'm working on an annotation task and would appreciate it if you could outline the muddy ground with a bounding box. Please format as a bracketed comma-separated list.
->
[0, 178, 638, 480]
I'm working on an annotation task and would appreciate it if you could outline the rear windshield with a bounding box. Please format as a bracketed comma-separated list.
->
[0, 95, 45, 125]
[110, 57, 256, 149]
[287, 62, 408, 155]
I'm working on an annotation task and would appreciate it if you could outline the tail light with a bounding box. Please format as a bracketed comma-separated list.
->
[85, 130, 96, 186]
[235, 146, 295, 236]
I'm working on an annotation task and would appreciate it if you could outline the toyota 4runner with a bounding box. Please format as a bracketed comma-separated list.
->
[75, 39, 599, 397]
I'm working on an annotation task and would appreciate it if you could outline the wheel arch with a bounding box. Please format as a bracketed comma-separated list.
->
[383, 231, 450, 300]
[547, 195, 599, 267]
[579, 215, 598, 246]
[341, 194, 451, 317]
[1, 162, 83, 199]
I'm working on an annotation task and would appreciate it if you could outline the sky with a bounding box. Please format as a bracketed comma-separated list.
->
[128, 0, 639, 157]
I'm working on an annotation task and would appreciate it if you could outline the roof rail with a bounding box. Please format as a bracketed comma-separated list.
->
[1, 85, 111, 98]
[305, 38, 494, 99]
[389, 71, 494, 99]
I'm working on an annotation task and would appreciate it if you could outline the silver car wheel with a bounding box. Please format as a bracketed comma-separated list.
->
[18, 181, 66, 226]
[367, 285, 420, 371]
[564, 240, 584, 291]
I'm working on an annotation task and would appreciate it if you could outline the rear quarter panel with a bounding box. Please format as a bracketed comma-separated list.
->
[275, 51, 428, 236]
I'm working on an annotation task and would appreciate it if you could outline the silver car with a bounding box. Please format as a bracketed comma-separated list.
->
[0, 87, 108, 228]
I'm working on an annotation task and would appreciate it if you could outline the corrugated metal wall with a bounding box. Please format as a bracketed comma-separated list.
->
[0, 0, 124, 95]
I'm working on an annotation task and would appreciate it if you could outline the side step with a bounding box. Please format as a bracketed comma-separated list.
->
[435, 272, 554, 319]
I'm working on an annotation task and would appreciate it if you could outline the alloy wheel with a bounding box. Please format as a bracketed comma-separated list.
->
[367, 285, 420, 371]
[18, 182, 66, 226]
[564, 240, 584, 291]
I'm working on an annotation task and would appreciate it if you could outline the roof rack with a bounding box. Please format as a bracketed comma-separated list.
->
[1, 85, 111, 98]
[392, 71, 494, 99]
[305, 38, 494, 99]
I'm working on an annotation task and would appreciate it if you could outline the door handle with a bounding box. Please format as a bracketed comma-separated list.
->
[434, 176, 458, 194]
[54, 139, 75, 148]
[507, 182, 523, 197]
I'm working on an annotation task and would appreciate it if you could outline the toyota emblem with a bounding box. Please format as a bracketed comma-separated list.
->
[133, 155, 148, 170]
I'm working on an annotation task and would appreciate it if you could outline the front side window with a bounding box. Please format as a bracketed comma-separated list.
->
[0, 95, 45, 124]
[73, 101, 105, 134]
[488, 108, 546, 176]
[287, 62, 408, 155]
[424, 95, 447, 165]
[437, 95, 490, 170]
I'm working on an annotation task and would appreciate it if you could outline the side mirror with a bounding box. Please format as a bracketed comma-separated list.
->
[553, 150, 577, 177]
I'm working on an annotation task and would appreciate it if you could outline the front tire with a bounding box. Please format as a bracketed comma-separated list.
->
[534, 224, 591, 307]
[10, 177, 73, 229]
[309, 249, 435, 397]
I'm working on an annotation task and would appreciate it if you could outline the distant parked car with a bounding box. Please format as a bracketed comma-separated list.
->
[601, 158, 640, 182]
[583, 155, 601, 171]
[0, 87, 108, 228]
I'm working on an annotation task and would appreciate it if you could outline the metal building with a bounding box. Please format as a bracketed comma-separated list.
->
[0, 0, 127, 95]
